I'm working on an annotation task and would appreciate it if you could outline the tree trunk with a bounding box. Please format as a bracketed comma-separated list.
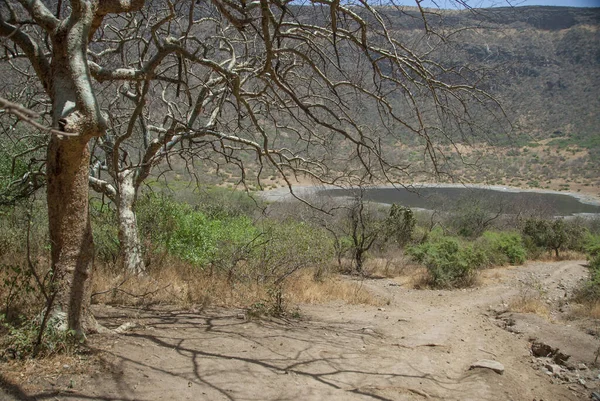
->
[116, 169, 145, 275]
[46, 134, 97, 337]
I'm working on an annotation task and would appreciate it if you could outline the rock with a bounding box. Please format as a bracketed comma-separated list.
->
[236, 313, 246, 320]
[114, 322, 137, 334]
[553, 351, 570, 365]
[577, 363, 588, 370]
[469, 360, 505, 375]
[531, 341, 556, 358]
[545, 364, 563, 375]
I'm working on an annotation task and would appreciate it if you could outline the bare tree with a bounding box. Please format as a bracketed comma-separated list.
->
[1, 0, 506, 336]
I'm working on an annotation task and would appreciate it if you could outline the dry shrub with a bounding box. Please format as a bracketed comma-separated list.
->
[285, 269, 382, 306]
[91, 259, 381, 310]
[0, 252, 49, 323]
[91, 258, 270, 309]
[570, 301, 600, 320]
[363, 249, 412, 278]
[509, 296, 550, 317]
[508, 276, 550, 318]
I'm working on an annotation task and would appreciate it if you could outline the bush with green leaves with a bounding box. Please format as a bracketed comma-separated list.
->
[477, 231, 527, 266]
[0, 314, 82, 359]
[577, 234, 600, 301]
[250, 220, 334, 285]
[0, 128, 47, 205]
[384, 204, 416, 247]
[136, 193, 259, 268]
[193, 186, 263, 219]
[90, 201, 120, 265]
[407, 230, 484, 288]
[522, 218, 588, 258]
[169, 210, 258, 267]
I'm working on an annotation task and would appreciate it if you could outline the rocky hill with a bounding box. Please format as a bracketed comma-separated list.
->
[383, 6, 600, 148]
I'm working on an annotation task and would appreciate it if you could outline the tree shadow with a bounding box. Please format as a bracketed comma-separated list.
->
[17, 307, 480, 400]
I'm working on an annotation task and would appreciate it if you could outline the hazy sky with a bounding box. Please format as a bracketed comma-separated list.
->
[396, 0, 600, 7]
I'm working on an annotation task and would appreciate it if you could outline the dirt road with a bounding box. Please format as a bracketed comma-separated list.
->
[2, 260, 598, 400]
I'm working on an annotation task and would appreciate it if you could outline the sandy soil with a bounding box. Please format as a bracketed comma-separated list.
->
[2, 260, 599, 401]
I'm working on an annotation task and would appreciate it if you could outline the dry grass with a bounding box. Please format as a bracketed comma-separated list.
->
[509, 296, 550, 317]
[91, 259, 269, 309]
[533, 250, 588, 262]
[363, 251, 412, 278]
[91, 259, 381, 310]
[285, 270, 381, 306]
[570, 301, 600, 320]
[585, 302, 600, 319]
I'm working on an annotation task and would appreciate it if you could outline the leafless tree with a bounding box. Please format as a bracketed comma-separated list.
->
[1, 0, 507, 336]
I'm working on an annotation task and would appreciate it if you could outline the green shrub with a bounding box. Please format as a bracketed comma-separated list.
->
[169, 210, 258, 267]
[478, 231, 527, 265]
[136, 192, 259, 268]
[250, 220, 334, 285]
[384, 204, 416, 247]
[199, 186, 262, 218]
[0, 314, 81, 359]
[577, 234, 600, 301]
[522, 218, 588, 258]
[407, 233, 483, 288]
[90, 201, 120, 264]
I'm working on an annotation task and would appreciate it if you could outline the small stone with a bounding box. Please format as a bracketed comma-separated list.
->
[236, 313, 246, 320]
[545, 364, 562, 375]
[578, 363, 588, 370]
[378, 308, 386, 311]
[469, 360, 505, 374]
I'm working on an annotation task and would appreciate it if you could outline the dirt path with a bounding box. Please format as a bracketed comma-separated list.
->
[2, 260, 598, 400]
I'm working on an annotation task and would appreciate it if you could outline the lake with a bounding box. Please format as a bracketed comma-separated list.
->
[316, 186, 600, 217]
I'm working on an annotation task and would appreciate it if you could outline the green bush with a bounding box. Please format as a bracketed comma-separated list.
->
[250, 220, 334, 285]
[135, 192, 332, 286]
[522, 218, 588, 258]
[194, 186, 262, 219]
[90, 201, 120, 264]
[384, 204, 416, 247]
[169, 209, 257, 267]
[408, 232, 483, 288]
[136, 192, 259, 268]
[478, 231, 527, 265]
[577, 234, 600, 301]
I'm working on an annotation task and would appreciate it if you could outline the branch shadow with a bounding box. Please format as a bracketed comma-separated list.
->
[24, 307, 475, 401]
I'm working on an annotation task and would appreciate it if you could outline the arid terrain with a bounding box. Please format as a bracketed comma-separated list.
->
[1, 259, 598, 401]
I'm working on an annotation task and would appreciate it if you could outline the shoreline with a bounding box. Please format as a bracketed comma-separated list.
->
[259, 182, 600, 207]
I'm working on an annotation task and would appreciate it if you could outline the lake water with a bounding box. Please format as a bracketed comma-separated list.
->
[316, 186, 600, 217]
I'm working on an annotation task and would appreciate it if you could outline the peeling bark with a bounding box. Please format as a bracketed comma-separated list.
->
[116, 169, 145, 275]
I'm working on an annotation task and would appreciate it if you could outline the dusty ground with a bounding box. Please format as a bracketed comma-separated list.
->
[2, 260, 599, 401]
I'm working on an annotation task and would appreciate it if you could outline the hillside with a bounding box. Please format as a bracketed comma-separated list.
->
[224, 5, 600, 194]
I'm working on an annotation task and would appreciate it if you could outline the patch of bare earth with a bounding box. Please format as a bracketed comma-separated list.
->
[1, 260, 598, 400]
